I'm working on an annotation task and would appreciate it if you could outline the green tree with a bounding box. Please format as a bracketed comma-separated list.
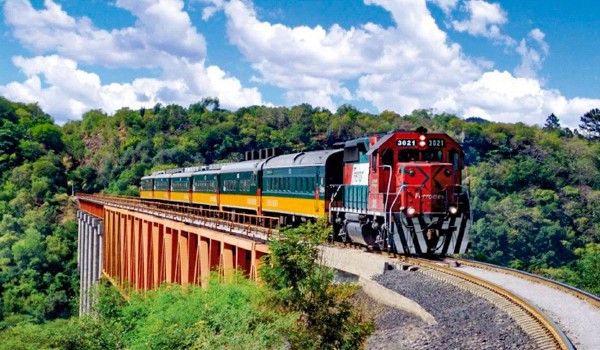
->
[579, 108, 600, 140]
[30, 123, 64, 152]
[543, 113, 561, 131]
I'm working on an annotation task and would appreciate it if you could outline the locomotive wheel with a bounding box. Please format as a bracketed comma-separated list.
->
[375, 230, 387, 251]
[338, 227, 351, 243]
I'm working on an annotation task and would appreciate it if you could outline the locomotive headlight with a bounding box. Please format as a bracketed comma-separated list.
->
[406, 207, 416, 216]
[419, 141, 426, 147]
[444, 169, 452, 177]
[449, 206, 458, 215]
[419, 135, 426, 141]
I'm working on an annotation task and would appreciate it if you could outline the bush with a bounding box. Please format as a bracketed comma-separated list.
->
[261, 220, 373, 349]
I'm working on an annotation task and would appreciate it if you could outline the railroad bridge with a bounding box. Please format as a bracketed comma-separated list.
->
[75, 194, 599, 350]
[76, 194, 275, 314]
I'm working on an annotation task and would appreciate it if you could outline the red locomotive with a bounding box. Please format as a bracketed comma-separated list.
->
[330, 127, 471, 255]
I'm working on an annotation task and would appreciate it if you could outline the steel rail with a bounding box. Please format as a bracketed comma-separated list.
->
[403, 257, 574, 350]
[451, 257, 600, 309]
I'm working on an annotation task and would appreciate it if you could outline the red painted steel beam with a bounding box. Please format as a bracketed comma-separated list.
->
[100, 206, 270, 294]
[78, 198, 104, 218]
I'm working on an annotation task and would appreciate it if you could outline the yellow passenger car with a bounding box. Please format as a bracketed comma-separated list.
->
[170, 172, 193, 203]
[140, 175, 154, 199]
[153, 173, 171, 200]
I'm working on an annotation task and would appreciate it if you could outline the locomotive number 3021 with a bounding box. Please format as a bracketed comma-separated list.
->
[396, 139, 416, 147]
[428, 139, 445, 147]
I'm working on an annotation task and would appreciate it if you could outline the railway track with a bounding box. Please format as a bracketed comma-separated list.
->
[79, 194, 579, 349]
[400, 256, 574, 350]
[76, 193, 279, 240]
[451, 257, 600, 309]
[327, 241, 574, 349]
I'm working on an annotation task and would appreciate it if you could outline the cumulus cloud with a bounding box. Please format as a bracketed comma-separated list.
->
[0, 55, 262, 124]
[452, 0, 514, 45]
[4, 0, 206, 68]
[434, 70, 599, 127]
[215, 0, 481, 112]
[1, 0, 262, 120]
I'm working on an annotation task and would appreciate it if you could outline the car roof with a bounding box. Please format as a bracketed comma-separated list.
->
[263, 149, 342, 169]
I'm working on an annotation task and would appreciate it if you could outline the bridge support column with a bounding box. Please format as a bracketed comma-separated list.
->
[77, 210, 104, 316]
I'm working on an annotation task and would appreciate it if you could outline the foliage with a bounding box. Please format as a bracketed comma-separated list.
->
[0, 98, 79, 327]
[261, 220, 373, 349]
[0, 94, 598, 343]
[0, 277, 296, 350]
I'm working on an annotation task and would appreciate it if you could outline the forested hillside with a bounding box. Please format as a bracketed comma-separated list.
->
[0, 95, 598, 330]
[0, 97, 78, 328]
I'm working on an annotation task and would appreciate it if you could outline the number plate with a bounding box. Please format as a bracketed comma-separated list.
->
[428, 139, 445, 147]
[396, 139, 416, 147]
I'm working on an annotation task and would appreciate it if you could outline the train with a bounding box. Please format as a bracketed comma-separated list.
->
[140, 128, 471, 255]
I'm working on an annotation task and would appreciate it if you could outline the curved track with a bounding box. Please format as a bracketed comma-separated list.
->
[453, 258, 600, 308]
[78, 194, 578, 349]
[448, 258, 600, 350]
[401, 257, 574, 350]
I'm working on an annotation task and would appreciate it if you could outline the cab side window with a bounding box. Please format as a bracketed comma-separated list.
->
[381, 148, 394, 167]
[449, 150, 460, 170]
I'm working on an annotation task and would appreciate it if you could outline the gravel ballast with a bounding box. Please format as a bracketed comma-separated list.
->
[365, 269, 537, 350]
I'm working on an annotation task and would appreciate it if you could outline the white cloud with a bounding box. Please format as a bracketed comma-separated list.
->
[215, 0, 481, 113]
[428, 0, 459, 15]
[0, 55, 262, 124]
[433, 70, 598, 127]
[514, 29, 549, 78]
[452, 0, 514, 45]
[4, 0, 206, 68]
[206, 0, 598, 128]
[1, 0, 598, 129]
[1, 0, 263, 120]
[529, 28, 549, 54]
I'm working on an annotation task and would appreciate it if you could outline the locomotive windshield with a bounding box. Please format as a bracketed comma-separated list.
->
[398, 149, 444, 162]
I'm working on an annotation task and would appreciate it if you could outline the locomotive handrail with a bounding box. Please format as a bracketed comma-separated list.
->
[328, 185, 343, 222]
[382, 164, 393, 239]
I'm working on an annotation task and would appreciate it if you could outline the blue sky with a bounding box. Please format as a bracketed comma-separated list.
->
[1, 0, 598, 127]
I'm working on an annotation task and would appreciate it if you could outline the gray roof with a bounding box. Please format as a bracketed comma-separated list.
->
[153, 173, 172, 179]
[170, 172, 194, 179]
[263, 149, 342, 169]
[219, 159, 264, 173]
[192, 168, 221, 176]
